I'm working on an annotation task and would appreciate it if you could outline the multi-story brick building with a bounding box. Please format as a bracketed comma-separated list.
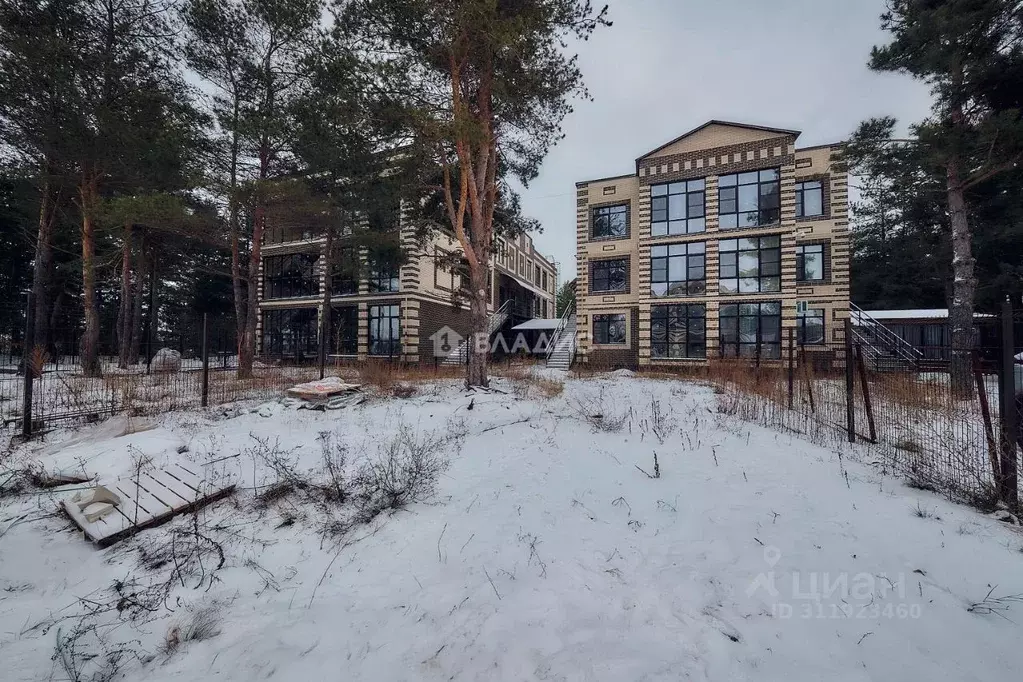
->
[257, 219, 557, 364]
[574, 120, 849, 368]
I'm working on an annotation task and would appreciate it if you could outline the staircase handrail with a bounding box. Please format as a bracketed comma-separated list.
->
[488, 299, 513, 334]
[849, 302, 922, 363]
[545, 301, 575, 362]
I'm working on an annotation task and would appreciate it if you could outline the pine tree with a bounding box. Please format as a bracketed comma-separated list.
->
[866, 0, 1023, 397]
[343, 0, 609, 388]
[183, 0, 321, 378]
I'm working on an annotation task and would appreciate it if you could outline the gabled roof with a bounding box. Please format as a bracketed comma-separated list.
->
[638, 120, 802, 161]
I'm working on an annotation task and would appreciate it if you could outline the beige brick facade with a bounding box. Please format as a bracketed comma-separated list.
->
[256, 217, 557, 364]
[575, 121, 850, 368]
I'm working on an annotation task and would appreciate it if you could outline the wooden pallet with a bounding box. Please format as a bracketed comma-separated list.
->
[62, 463, 234, 547]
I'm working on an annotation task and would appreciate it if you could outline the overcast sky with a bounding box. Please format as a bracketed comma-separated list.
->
[518, 0, 936, 286]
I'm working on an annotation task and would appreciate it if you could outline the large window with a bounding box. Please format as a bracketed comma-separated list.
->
[720, 302, 782, 359]
[796, 307, 825, 345]
[651, 304, 706, 359]
[368, 304, 400, 357]
[263, 253, 319, 299]
[651, 179, 705, 236]
[718, 169, 780, 229]
[796, 180, 823, 218]
[261, 308, 319, 359]
[265, 224, 316, 245]
[591, 204, 628, 239]
[330, 305, 358, 355]
[590, 258, 628, 293]
[650, 242, 706, 297]
[719, 236, 781, 294]
[796, 243, 824, 282]
[331, 246, 359, 296]
[592, 313, 626, 345]
[368, 260, 399, 292]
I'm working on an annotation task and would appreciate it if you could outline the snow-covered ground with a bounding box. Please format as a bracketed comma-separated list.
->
[3, 372, 1023, 681]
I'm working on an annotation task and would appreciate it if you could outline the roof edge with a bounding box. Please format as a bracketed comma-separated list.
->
[575, 173, 635, 188]
[638, 120, 802, 161]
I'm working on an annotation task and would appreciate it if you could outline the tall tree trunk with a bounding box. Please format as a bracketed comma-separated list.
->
[947, 155, 976, 399]
[128, 231, 147, 365]
[79, 172, 101, 377]
[238, 202, 263, 378]
[117, 222, 133, 368]
[466, 261, 490, 387]
[31, 173, 55, 355]
[228, 95, 246, 367]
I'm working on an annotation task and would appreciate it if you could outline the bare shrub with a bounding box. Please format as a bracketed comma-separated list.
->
[967, 586, 1023, 618]
[391, 383, 417, 399]
[255, 481, 298, 508]
[317, 430, 349, 504]
[573, 386, 632, 432]
[247, 434, 306, 494]
[354, 425, 449, 513]
[164, 603, 222, 656]
[135, 511, 226, 591]
[52, 619, 135, 682]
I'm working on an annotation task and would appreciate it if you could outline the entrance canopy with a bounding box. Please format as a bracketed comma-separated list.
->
[510, 318, 560, 331]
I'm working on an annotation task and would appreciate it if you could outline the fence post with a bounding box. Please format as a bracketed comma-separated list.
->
[201, 313, 210, 408]
[787, 327, 794, 410]
[844, 317, 855, 443]
[21, 291, 35, 438]
[854, 344, 876, 443]
[974, 350, 1000, 484]
[998, 297, 1018, 507]
[146, 262, 156, 375]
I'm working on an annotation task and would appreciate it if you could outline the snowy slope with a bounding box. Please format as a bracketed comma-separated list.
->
[3, 375, 1023, 681]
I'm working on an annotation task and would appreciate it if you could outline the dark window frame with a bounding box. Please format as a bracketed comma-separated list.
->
[719, 236, 782, 294]
[368, 259, 400, 293]
[718, 168, 781, 229]
[650, 242, 706, 297]
[590, 203, 630, 240]
[651, 304, 706, 359]
[720, 301, 782, 359]
[795, 180, 824, 218]
[260, 308, 319, 359]
[590, 258, 629, 293]
[368, 304, 401, 357]
[795, 243, 825, 282]
[796, 307, 825, 346]
[263, 252, 319, 300]
[330, 305, 359, 355]
[651, 179, 706, 236]
[331, 245, 360, 296]
[592, 313, 627, 345]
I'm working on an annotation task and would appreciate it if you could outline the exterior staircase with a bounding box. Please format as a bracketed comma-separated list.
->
[545, 304, 577, 370]
[849, 303, 922, 372]
[441, 300, 512, 365]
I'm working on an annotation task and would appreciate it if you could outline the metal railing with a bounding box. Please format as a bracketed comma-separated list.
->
[849, 302, 923, 366]
[545, 302, 575, 364]
[442, 299, 512, 365]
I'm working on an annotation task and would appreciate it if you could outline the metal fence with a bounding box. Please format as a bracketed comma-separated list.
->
[703, 309, 1020, 510]
[0, 306, 326, 437]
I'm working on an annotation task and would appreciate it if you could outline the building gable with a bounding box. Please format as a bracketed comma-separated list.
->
[638, 121, 800, 162]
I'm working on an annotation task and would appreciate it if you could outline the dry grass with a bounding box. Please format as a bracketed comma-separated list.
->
[357, 362, 462, 391]
[495, 364, 565, 400]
